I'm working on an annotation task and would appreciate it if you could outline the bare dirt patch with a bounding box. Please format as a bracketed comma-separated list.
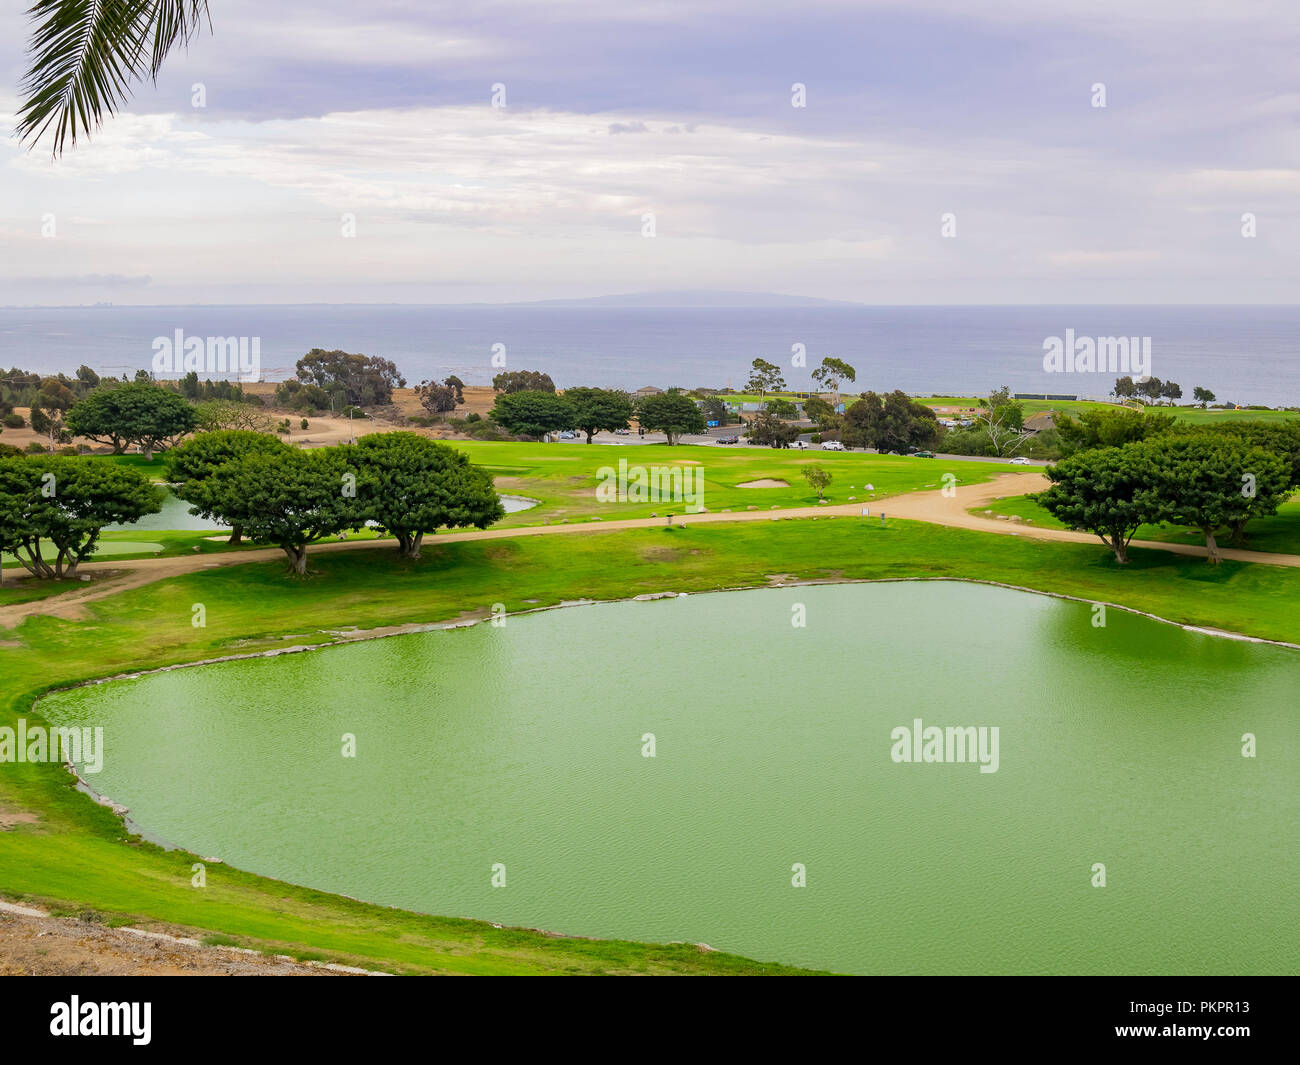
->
[0, 911, 352, 976]
[0, 808, 40, 831]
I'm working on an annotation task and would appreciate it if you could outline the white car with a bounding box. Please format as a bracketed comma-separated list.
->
[821, 440, 845, 451]
[790, 440, 809, 450]
[1008, 456, 1033, 465]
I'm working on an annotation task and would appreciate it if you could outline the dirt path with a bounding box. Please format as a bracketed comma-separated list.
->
[0, 903, 363, 976]
[3, 472, 1298, 629]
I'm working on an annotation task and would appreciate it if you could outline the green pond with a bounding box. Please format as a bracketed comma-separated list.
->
[38, 582, 1299, 974]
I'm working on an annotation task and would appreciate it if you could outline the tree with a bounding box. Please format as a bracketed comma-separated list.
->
[635, 392, 705, 445]
[204, 447, 363, 575]
[1149, 436, 1289, 563]
[166, 430, 290, 545]
[18, 0, 211, 155]
[1038, 445, 1165, 563]
[1192, 386, 1216, 407]
[1055, 407, 1175, 456]
[810, 357, 856, 402]
[563, 387, 633, 443]
[65, 381, 198, 459]
[700, 396, 730, 426]
[802, 396, 840, 431]
[0, 454, 160, 579]
[969, 386, 1029, 456]
[1136, 377, 1164, 402]
[840, 391, 883, 449]
[801, 464, 832, 500]
[1160, 380, 1183, 402]
[274, 378, 333, 412]
[746, 358, 785, 399]
[492, 370, 555, 394]
[29, 404, 71, 449]
[764, 397, 799, 420]
[843, 391, 938, 453]
[489, 390, 575, 439]
[1180, 421, 1300, 489]
[353, 433, 504, 558]
[194, 399, 274, 433]
[444, 376, 465, 404]
[745, 410, 800, 448]
[295, 349, 405, 406]
[1113, 376, 1137, 399]
[417, 379, 461, 415]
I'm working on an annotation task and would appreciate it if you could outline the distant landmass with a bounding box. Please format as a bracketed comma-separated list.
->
[529, 290, 865, 309]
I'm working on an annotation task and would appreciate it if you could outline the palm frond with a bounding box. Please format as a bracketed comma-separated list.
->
[16, 0, 211, 156]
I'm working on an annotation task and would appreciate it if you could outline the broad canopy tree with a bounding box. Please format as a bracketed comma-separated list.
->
[203, 447, 362, 575]
[563, 387, 633, 443]
[65, 381, 198, 459]
[295, 349, 406, 407]
[0, 455, 160, 580]
[1150, 436, 1289, 562]
[489, 390, 575, 439]
[635, 392, 705, 445]
[166, 430, 291, 545]
[353, 433, 503, 559]
[1038, 444, 1165, 564]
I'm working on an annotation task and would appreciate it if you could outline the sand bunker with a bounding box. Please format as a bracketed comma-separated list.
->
[737, 479, 789, 488]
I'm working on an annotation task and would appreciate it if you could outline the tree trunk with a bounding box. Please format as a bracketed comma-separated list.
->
[227, 523, 243, 546]
[143, 445, 154, 461]
[1204, 528, 1221, 564]
[283, 544, 309, 575]
[1108, 534, 1129, 564]
[586, 429, 595, 443]
[1228, 519, 1247, 547]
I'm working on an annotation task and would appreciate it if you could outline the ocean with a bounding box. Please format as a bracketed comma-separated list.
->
[2, 304, 1298, 406]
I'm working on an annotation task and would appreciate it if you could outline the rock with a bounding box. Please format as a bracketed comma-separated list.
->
[747, 505, 758, 511]
[848, 496, 856, 501]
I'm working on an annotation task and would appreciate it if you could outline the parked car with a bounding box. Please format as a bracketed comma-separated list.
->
[717, 435, 739, 444]
[821, 440, 845, 451]
[1008, 456, 1033, 465]
[558, 431, 577, 439]
[615, 428, 631, 435]
[791, 440, 809, 450]
[911, 450, 936, 458]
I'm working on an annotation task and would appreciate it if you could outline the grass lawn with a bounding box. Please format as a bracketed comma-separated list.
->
[3, 514, 1300, 974]
[55, 443, 1014, 564]
[918, 396, 1300, 425]
[977, 492, 1300, 555]
[449, 440, 1012, 526]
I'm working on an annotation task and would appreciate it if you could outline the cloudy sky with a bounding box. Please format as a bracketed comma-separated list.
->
[1, 0, 1297, 306]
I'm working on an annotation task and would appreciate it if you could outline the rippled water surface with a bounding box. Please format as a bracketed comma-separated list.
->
[39, 582, 1299, 973]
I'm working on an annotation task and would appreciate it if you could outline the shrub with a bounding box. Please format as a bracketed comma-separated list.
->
[300, 418, 309, 430]
[2, 413, 23, 429]
[26, 441, 47, 453]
